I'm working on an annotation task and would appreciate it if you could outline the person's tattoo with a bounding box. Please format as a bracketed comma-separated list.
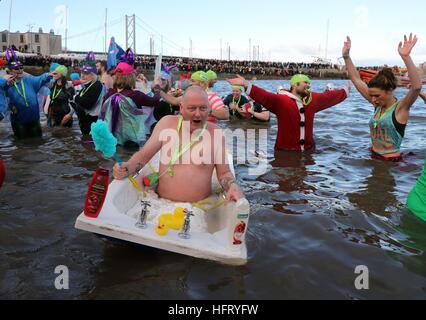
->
[221, 177, 237, 191]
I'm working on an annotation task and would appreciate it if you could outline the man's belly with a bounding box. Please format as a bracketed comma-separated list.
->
[157, 165, 214, 203]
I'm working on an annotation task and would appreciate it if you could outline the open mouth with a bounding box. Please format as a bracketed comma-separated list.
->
[193, 120, 202, 124]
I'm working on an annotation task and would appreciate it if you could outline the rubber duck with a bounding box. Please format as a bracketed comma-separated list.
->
[157, 212, 185, 232]
[174, 208, 186, 219]
[156, 222, 169, 236]
[162, 214, 181, 231]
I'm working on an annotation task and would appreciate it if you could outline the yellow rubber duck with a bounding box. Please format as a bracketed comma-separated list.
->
[156, 223, 169, 236]
[174, 208, 186, 219]
[156, 209, 186, 233]
[173, 208, 186, 229]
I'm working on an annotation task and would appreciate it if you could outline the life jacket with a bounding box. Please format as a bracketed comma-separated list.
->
[101, 93, 149, 146]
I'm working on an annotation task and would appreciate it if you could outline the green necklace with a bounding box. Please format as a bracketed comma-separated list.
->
[13, 81, 29, 107]
[167, 116, 208, 177]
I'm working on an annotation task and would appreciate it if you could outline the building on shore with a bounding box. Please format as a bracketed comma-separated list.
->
[0, 28, 62, 55]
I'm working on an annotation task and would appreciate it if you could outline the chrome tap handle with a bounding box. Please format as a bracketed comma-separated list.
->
[179, 210, 194, 239]
[136, 201, 151, 229]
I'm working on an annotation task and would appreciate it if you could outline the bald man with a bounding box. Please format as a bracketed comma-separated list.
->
[113, 86, 243, 203]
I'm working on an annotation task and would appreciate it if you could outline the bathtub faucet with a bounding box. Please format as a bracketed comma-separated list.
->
[136, 201, 151, 229]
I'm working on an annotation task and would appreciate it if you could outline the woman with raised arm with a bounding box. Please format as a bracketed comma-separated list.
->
[342, 34, 421, 161]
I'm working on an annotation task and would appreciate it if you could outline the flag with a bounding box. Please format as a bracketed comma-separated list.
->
[107, 37, 125, 72]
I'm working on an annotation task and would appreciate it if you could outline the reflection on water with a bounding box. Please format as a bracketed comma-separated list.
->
[347, 159, 398, 218]
[1, 80, 426, 299]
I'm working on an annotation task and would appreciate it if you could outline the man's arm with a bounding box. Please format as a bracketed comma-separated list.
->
[227, 75, 282, 114]
[113, 116, 170, 179]
[160, 91, 182, 106]
[215, 133, 244, 202]
[216, 165, 244, 203]
[29, 73, 52, 92]
[420, 92, 426, 104]
[132, 89, 161, 108]
[209, 93, 230, 120]
[312, 87, 349, 113]
[212, 106, 230, 120]
[249, 105, 270, 121]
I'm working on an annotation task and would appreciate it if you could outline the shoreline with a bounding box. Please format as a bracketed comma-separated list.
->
[24, 66, 349, 80]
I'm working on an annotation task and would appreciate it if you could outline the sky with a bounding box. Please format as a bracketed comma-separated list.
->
[1, 0, 426, 66]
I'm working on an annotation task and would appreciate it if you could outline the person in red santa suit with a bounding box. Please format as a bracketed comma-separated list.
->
[227, 74, 351, 151]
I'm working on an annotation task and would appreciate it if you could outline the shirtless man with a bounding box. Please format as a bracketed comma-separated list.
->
[160, 71, 230, 122]
[113, 86, 244, 203]
[96, 61, 113, 89]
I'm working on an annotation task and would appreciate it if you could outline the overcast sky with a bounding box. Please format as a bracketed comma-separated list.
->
[1, 0, 426, 66]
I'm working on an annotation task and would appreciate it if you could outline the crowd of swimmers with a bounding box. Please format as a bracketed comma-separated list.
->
[1, 33, 426, 221]
[0, 47, 270, 144]
[1, 34, 426, 155]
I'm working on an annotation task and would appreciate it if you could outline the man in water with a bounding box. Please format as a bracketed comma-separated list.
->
[113, 86, 244, 203]
[74, 54, 105, 140]
[0, 52, 53, 139]
[96, 60, 113, 89]
[228, 74, 350, 151]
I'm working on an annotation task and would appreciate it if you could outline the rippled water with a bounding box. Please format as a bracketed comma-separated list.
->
[1, 80, 426, 300]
